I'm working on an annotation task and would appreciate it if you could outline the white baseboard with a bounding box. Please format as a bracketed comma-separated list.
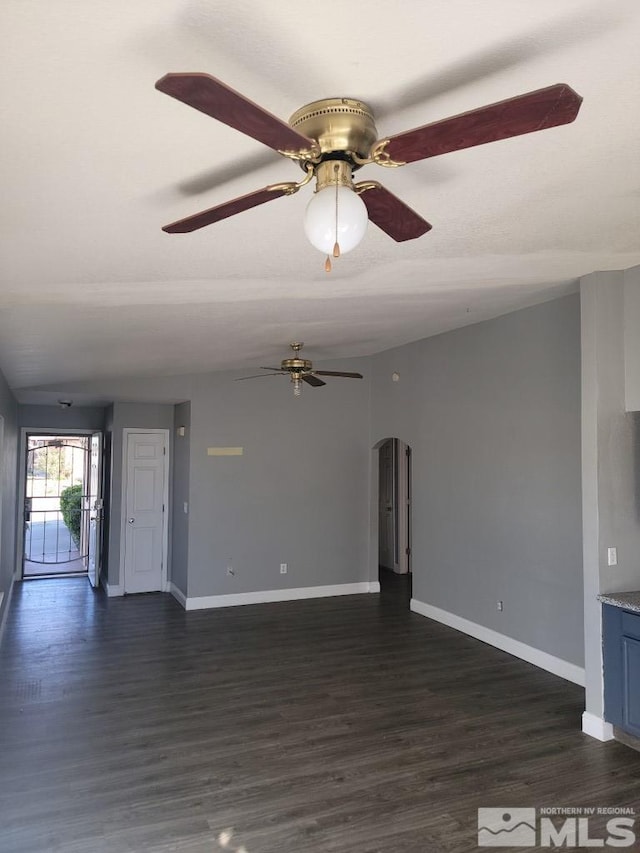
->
[105, 581, 124, 598]
[184, 581, 376, 611]
[169, 582, 187, 608]
[582, 711, 614, 741]
[410, 598, 585, 687]
[369, 581, 381, 593]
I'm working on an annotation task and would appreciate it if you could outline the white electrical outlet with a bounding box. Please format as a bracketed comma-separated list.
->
[497, 600, 504, 612]
[607, 547, 618, 567]
[280, 563, 287, 574]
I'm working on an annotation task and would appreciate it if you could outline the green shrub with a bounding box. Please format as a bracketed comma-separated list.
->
[60, 484, 82, 546]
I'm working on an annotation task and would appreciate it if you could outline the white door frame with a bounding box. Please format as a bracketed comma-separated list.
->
[86, 431, 103, 588]
[16, 427, 101, 580]
[119, 428, 170, 594]
[396, 442, 411, 575]
[369, 436, 413, 583]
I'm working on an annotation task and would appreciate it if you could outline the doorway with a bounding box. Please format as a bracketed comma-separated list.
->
[377, 437, 412, 596]
[22, 432, 103, 585]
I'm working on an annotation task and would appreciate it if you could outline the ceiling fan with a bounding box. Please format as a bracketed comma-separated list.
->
[237, 342, 363, 396]
[155, 73, 582, 268]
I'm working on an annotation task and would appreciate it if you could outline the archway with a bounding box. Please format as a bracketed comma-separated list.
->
[371, 437, 412, 599]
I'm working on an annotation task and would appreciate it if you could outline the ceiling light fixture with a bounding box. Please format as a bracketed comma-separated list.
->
[304, 161, 368, 272]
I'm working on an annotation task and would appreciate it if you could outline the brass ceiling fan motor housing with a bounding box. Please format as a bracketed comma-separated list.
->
[289, 98, 378, 166]
[281, 357, 313, 372]
[281, 342, 312, 372]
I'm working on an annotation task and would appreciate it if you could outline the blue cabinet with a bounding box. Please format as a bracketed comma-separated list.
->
[622, 637, 640, 734]
[603, 603, 640, 738]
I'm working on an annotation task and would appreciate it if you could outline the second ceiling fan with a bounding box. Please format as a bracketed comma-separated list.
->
[237, 342, 363, 397]
[156, 72, 582, 267]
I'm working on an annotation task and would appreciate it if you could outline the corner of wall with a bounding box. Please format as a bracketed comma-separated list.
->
[582, 711, 614, 741]
[579, 271, 640, 722]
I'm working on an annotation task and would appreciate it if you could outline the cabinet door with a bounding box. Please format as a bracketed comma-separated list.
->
[602, 604, 624, 726]
[622, 636, 640, 738]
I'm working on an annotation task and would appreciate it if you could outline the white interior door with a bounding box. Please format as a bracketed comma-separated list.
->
[86, 431, 103, 587]
[123, 431, 167, 594]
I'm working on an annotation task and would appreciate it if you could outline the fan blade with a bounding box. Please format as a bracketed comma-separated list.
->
[236, 373, 284, 381]
[302, 374, 326, 387]
[357, 184, 432, 242]
[382, 83, 582, 164]
[314, 371, 364, 379]
[162, 185, 293, 233]
[155, 73, 317, 156]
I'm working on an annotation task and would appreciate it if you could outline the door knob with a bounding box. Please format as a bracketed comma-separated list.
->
[128, 518, 135, 524]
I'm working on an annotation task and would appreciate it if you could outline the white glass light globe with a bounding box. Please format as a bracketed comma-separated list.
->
[304, 186, 368, 255]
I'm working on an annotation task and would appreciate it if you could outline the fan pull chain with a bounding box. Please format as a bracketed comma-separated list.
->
[324, 164, 343, 273]
[333, 164, 341, 259]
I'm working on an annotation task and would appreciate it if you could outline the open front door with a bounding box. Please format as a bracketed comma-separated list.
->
[86, 431, 103, 588]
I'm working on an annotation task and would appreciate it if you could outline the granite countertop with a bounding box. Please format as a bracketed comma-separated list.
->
[598, 591, 640, 613]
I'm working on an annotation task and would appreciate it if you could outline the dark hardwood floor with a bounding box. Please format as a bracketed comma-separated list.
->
[1, 578, 639, 853]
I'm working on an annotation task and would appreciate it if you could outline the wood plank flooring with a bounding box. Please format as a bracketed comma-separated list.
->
[1, 577, 639, 853]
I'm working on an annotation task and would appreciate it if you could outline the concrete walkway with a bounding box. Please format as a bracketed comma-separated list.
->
[23, 519, 85, 576]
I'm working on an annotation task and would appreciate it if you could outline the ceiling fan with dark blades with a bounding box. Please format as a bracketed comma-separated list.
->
[155, 72, 582, 266]
[236, 343, 363, 396]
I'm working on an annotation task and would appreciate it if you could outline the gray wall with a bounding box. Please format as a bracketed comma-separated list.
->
[581, 271, 640, 719]
[18, 404, 107, 431]
[371, 294, 584, 666]
[0, 368, 18, 631]
[36, 365, 372, 599]
[106, 402, 175, 588]
[186, 361, 371, 598]
[624, 267, 640, 411]
[171, 402, 191, 596]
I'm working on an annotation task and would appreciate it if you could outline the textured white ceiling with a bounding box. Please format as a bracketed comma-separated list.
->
[2, 0, 639, 400]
